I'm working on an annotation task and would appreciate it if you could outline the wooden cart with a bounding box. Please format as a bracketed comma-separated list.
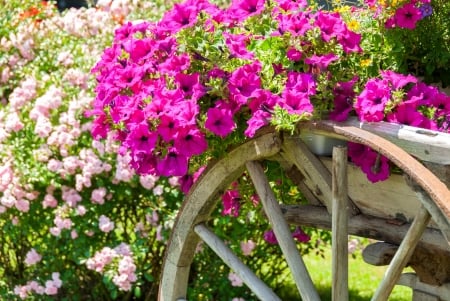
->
[159, 119, 450, 301]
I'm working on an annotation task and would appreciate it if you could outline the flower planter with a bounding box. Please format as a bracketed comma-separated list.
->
[300, 131, 347, 156]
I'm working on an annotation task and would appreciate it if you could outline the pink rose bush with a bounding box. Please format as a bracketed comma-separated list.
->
[0, 1, 185, 300]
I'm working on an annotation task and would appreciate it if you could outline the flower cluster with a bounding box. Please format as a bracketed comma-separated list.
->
[89, 0, 367, 184]
[90, 0, 449, 187]
[86, 243, 137, 291]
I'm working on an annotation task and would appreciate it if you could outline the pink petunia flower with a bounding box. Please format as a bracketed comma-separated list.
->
[222, 189, 241, 217]
[394, 3, 422, 29]
[205, 107, 236, 138]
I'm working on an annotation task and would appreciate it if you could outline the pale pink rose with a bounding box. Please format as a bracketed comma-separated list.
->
[139, 174, 158, 190]
[61, 187, 81, 207]
[57, 51, 74, 67]
[71, 230, 78, 239]
[76, 205, 86, 216]
[50, 227, 61, 236]
[15, 199, 30, 212]
[5, 112, 24, 132]
[51, 272, 62, 288]
[34, 117, 53, 138]
[24, 248, 42, 266]
[28, 280, 45, 294]
[0, 205, 6, 213]
[44, 283, 58, 295]
[1, 66, 11, 83]
[0, 164, 13, 192]
[114, 243, 132, 256]
[54, 216, 72, 230]
[240, 240, 256, 256]
[47, 159, 62, 172]
[153, 185, 163, 196]
[42, 194, 58, 208]
[62, 156, 79, 174]
[14, 285, 29, 299]
[1, 194, 16, 208]
[228, 272, 244, 287]
[99, 215, 114, 233]
[168, 176, 179, 187]
[91, 187, 107, 205]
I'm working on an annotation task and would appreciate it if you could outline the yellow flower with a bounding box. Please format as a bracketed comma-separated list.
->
[360, 58, 372, 67]
[347, 20, 360, 31]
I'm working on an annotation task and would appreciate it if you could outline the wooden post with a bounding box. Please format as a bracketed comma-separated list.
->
[332, 146, 349, 301]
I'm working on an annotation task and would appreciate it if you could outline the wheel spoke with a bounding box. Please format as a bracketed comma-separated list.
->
[193, 223, 281, 301]
[371, 205, 431, 301]
[331, 146, 349, 301]
[246, 161, 321, 301]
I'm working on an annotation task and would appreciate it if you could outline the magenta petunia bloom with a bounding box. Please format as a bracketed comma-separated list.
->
[228, 63, 262, 106]
[125, 123, 158, 155]
[158, 114, 181, 142]
[227, 0, 265, 23]
[304, 53, 339, 70]
[280, 91, 314, 115]
[174, 127, 208, 157]
[292, 227, 310, 243]
[329, 77, 358, 122]
[159, 0, 200, 33]
[348, 142, 390, 183]
[245, 109, 271, 138]
[387, 102, 437, 130]
[314, 11, 346, 42]
[224, 32, 254, 60]
[283, 72, 316, 96]
[156, 148, 189, 177]
[337, 29, 362, 54]
[286, 47, 302, 62]
[277, 11, 312, 36]
[354, 78, 391, 122]
[129, 152, 157, 175]
[380, 70, 417, 90]
[394, 3, 422, 29]
[263, 229, 278, 245]
[174, 72, 205, 101]
[222, 189, 241, 217]
[274, 0, 308, 13]
[205, 107, 236, 137]
[360, 149, 390, 183]
[158, 53, 191, 76]
[406, 82, 439, 106]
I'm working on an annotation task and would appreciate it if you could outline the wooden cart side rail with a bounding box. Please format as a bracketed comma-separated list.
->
[298, 118, 450, 165]
[301, 123, 450, 243]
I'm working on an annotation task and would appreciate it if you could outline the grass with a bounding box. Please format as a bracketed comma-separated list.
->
[276, 247, 413, 300]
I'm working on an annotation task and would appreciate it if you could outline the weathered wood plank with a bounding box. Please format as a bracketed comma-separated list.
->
[398, 273, 450, 301]
[332, 146, 349, 301]
[299, 118, 450, 164]
[194, 224, 281, 301]
[281, 205, 449, 252]
[320, 158, 422, 223]
[246, 161, 321, 301]
[372, 206, 431, 301]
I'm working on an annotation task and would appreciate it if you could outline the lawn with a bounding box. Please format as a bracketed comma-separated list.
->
[276, 246, 413, 300]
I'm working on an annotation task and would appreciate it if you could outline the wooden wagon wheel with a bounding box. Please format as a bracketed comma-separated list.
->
[158, 123, 450, 301]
